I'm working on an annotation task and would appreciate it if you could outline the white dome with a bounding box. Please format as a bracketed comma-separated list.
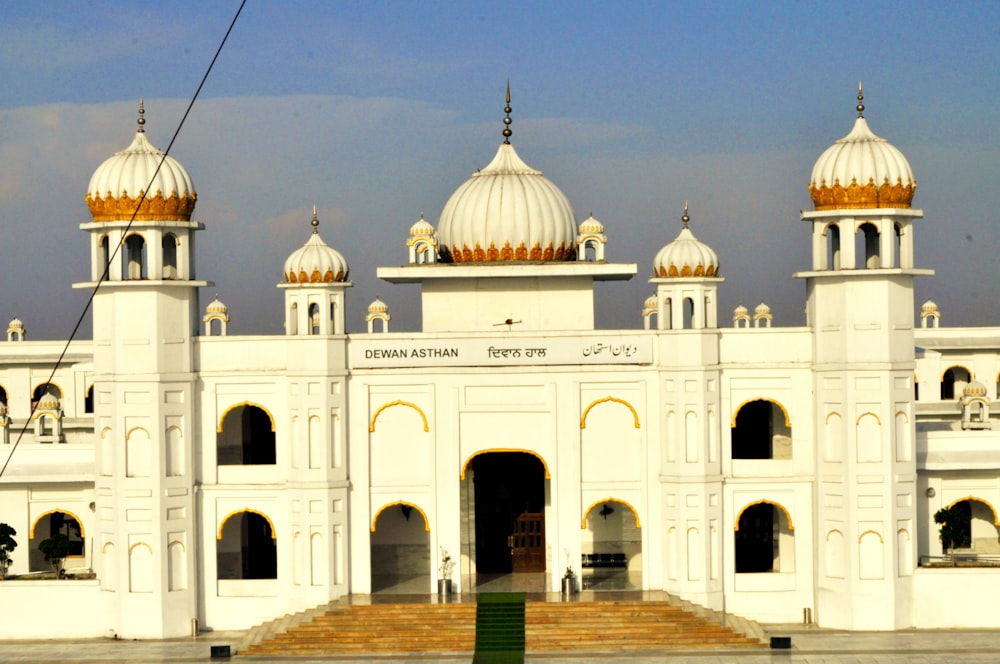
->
[921, 299, 939, 313]
[734, 304, 749, 316]
[283, 212, 349, 284]
[809, 87, 915, 210]
[579, 214, 604, 234]
[652, 206, 719, 278]
[437, 142, 576, 263]
[754, 302, 772, 316]
[963, 380, 988, 397]
[409, 215, 435, 237]
[368, 297, 389, 314]
[205, 296, 228, 315]
[86, 101, 196, 221]
[37, 392, 60, 412]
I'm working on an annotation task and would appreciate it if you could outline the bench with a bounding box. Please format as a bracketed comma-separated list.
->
[581, 553, 627, 569]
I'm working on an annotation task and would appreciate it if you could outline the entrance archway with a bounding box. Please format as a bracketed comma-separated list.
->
[370, 502, 430, 593]
[461, 451, 547, 586]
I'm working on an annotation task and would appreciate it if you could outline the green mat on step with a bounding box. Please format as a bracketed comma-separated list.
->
[473, 592, 526, 664]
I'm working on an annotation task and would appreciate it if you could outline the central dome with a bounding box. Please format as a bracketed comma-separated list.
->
[436, 92, 576, 263]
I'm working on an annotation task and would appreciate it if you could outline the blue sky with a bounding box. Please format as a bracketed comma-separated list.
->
[0, 1, 997, 336]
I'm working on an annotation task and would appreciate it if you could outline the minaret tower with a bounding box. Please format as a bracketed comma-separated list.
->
[798, 86, 931, 629]
[650, 203, 725, 608]
[75, 101, 209, 638]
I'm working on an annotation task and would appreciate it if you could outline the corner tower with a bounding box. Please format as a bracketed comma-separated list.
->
[798, 86, 932, 630]
[74, 101, 209, 638]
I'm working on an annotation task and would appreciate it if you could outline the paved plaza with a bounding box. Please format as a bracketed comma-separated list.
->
[2, 624, 1000, 664]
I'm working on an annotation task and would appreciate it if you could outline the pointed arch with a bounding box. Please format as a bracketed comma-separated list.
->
[856, 411, 882, 426]
[217, 508, 277, 540]
[461, 448, 551, 480]
[128, 542, 153, 555]
[734, 499, 794, 532]
[370, 500, 430, 533]
[581, 497, 641, 529]
[947, 496, 1000, 527]
[217, 401, 276, 433]
[580, 396, 641, 429]
[369, 400, 429, 433]
[858, 529, 884, 543]
[825, 528, 844, 541]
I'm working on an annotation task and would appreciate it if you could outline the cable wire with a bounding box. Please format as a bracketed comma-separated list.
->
[0, 0, 247, 480]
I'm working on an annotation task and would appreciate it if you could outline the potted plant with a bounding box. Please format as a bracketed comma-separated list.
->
[0, 523, 16, 580]
[437, 547, 454, 596]
[561, 548, 577, 596]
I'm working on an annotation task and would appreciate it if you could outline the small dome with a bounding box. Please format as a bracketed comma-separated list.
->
[964, 381, 988, 397]
[86, 100, 197, 221]
[734, 304, 749, 316]
[921, 300, 939, 314]
[578, 214, 604, 234]
[809, 86, 915, 211]
[754, 302, 772, 316]
[368, 297, 389, 314]
[652, 204, 719, 278]
[283, 209, 349, 284]
[7, 317, 23, 332]
[206, 296, 228, 315]
[436, 93, 576, 263]
[37, 392, 60, 412]
[409, 215, 435, 237]
[643, 293, 657, 310]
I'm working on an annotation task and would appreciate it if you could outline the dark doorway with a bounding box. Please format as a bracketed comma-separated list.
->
[736, 503, 775, 573]
[470, 452, 545, 574]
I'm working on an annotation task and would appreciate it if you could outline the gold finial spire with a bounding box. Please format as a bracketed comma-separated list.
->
[682, 200, 690, 228]
[137, 96, 146, 133]
[311, 205, 319, 233]
[856, 81, 864, 118]
[502, 80, 513, 144]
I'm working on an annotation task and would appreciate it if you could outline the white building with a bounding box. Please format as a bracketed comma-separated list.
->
[0, 88, 997, 638]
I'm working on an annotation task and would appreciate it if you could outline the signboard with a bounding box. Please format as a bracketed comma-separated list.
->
[350, 335, 653, 369]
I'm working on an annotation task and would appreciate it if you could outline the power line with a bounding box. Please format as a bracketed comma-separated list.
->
[0, 0, 247, 480]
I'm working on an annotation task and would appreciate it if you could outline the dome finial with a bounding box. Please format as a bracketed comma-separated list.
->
[137, 96, 146, 133]
[502, 80, 513, 144]
[311, 205, 319, 233]
[856, 81, 864, 118]
[682, 200, 690, 228]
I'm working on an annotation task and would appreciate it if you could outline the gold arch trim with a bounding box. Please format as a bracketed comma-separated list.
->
[734, 500, 794, 532]
[101, 541, 115, 554]
[855, 412, 881, 426]
[128, 542, 153, 555]
[30, 509, 85, 539]
[125, 426, 151, 440]
[32, 381, 64, 399]
[947, 496, 1000, 527]
[897, 528, 911, 540]
[731, 397, 791, 428]
[820, 221, 839, 237]
[581, 498, 642, 529]
[580, 396, 641, 430]
[168, 540, 186, 553]
[824, 411, 842, 424]
[369, 400, 429, 433]
[461, 449, 551, 481]
[858, 529, 883, 544]
[940, 365, 973, 381]
[825, 529, 844, 541]
[371, 500, 430, 533]
[217, 508, 278, 540]
[894, 410, 909, 423]
[217, 401, 276, 433]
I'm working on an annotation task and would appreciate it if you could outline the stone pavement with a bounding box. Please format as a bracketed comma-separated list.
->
[2, 625, 1000, 663]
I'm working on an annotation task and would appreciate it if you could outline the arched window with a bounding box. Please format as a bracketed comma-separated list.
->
[941, 366, 971, 400]
[288, 302, 298, 335]
[309, 303, 321, 335]
[825, 223, 841, 270]
[162, 234, 178, 279]
[124, 234, 147, 279]
[683, 297, 695, 329]
[99, 236, 111, 278]
[857, 222, 880, 269]
[732, 399, 791, 460]
[893, 223, 903, 268]
[0, 385, 7, 407]
[84, 385, 94, 414]
[217, 511, 276, 579]
[735, 502, 794, 573]
[31, 384, 61, 411]
[217, 404, 276, 465]
[30, 510, 84, 572]
[663, 297, 673, 331]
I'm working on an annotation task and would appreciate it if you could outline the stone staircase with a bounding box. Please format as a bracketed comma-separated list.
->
[239, 597, 766, 657]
